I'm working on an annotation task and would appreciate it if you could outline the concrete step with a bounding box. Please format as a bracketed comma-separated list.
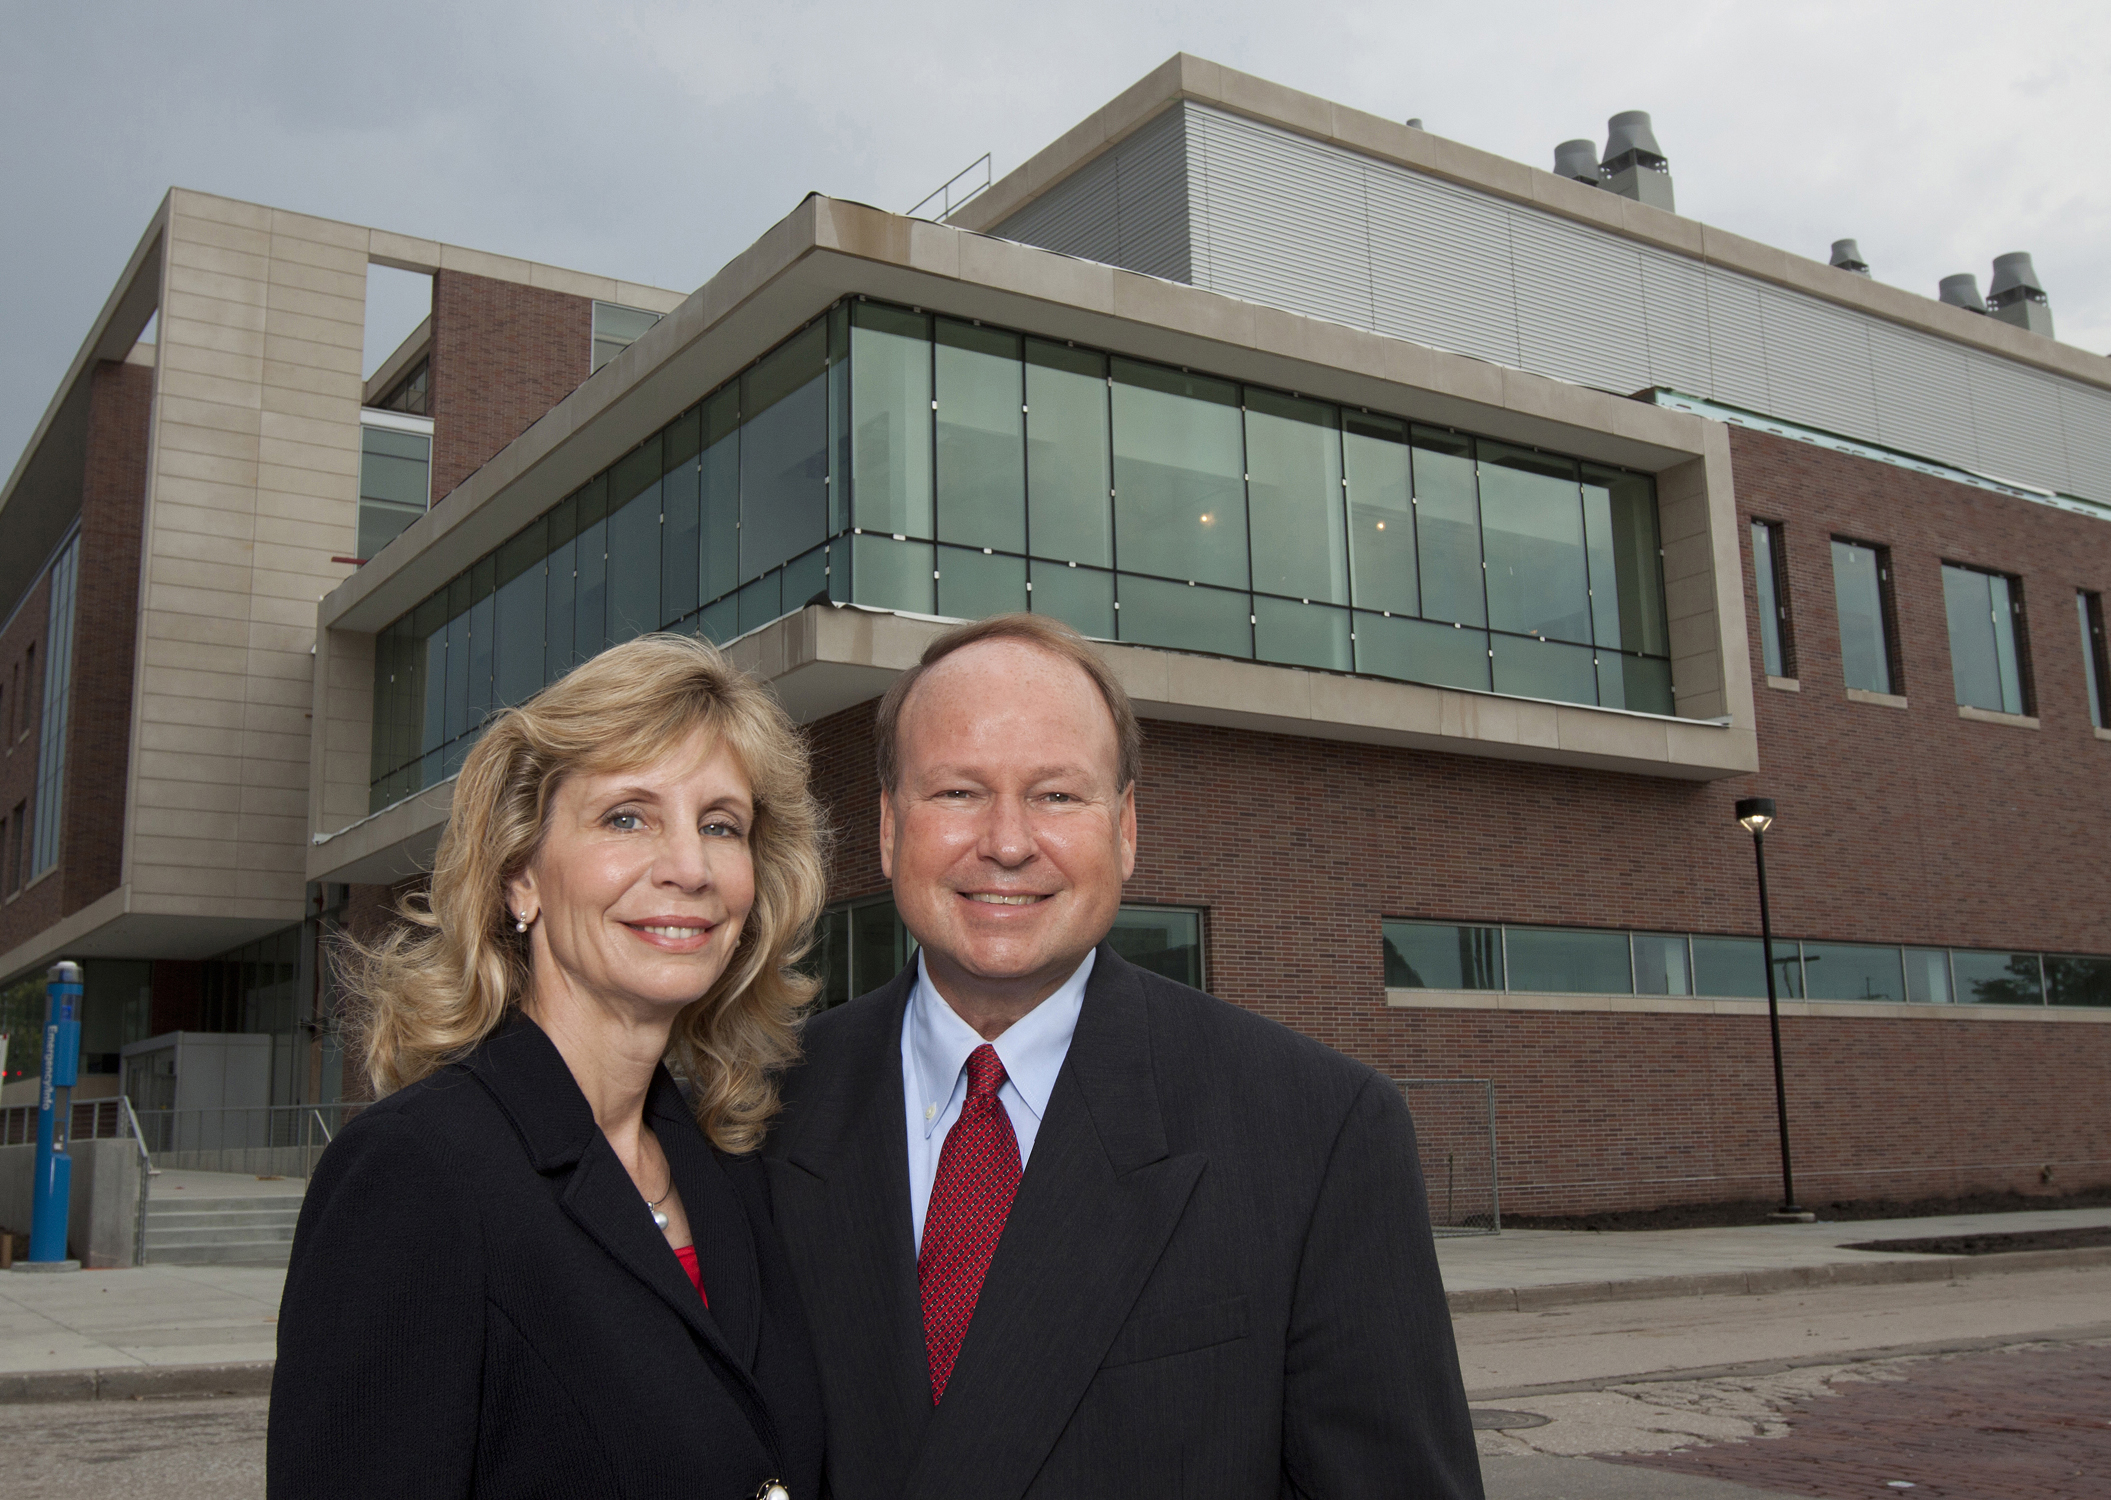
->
[143, 1193, 305, 1265]
[145, 1239, 294, 1267]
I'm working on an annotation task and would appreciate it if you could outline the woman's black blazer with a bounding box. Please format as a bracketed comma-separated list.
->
[267, 1015, 823, 1499]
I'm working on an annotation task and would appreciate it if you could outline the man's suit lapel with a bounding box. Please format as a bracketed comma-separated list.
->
[772, 967, 935, 1493]
[903, 947, 1207, 1500]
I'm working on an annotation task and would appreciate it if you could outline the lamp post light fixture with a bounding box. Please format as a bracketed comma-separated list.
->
[1734, 797, 1811, 1222]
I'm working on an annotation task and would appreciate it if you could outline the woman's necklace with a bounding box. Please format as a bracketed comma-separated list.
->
[640, 1158, 673, 1231]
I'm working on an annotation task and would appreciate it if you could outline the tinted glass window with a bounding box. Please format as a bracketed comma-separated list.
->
[1030, 562, 1115, 639]
[1801, 941, 1905, 1003]
[1383, 922, 1504, 990]
[1245, 389, 1346, 605]
[937, 547, 1026, 621]
[1692, 935, 1805, 998]
[1751, 520, 1785, 678]
[1024, 341, 1112, 566]
[1116, 576, 1250, 658]
[1411, 430, 1485, 627]
[1344, 411, 1417, 617]
[1951, 950, 2044, 1005]
[740, 323, 828, 585]
[1504, 926, 1631, 994]
[1479, 445, 1589, 646]
[606, 438, 661, 646]
[2045, 955, 2111, 1008]
[1356, 613, 1490, 692]
[1942, 564, 2025, 714]
[850, 303, 932, 537]
[1633, 933, 1692, 995]
[1832, 540, 1893, 695]
[1108, 906, 1204, 988]
[1110, 361, 1247, 589]
[935, 320, 1025, 553]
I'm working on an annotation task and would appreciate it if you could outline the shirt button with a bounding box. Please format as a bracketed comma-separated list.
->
[924, 1103, 937, 1121]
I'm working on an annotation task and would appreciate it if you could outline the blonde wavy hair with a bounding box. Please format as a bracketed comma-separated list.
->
[343, 633, 827, 1153]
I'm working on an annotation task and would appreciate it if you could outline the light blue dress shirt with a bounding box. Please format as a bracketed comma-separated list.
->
[901, 948, 1094, 1254]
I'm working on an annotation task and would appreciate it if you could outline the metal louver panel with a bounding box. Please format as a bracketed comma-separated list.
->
[994, 145, 1121, 267]
[1358, 161, 1522, 368]
[1507, 210, 1652, 393]
[1967, 353, 2074, 494]
[1113, 104, 1192, 282]
[992, 105, 1187, 279]
[1699, 275, 1772, 414]
[1186, 107, 1374, 330]
[1638, 250, 1714, 395]
[1868, 322, 1979, 471]
[2059, 382, 2111, 503]
[1756, 288, 1881, 439]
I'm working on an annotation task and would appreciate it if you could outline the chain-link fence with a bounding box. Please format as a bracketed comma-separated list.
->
[1399, 1079, 1499, 1235]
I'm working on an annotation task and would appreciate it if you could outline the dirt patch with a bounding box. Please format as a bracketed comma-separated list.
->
[1505, 1184, 2111, 1232]
[1841, 1225, 2111, 1256]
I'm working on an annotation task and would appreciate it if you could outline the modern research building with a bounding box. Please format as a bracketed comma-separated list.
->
[4, 55, 2106, 1215]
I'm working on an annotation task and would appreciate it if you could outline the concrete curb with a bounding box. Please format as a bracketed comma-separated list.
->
[0, 1361, 274, 1404]
[1445, 1243, 2111, 1315]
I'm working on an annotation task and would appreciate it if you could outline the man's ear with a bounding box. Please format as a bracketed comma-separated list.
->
[1117, 783, 1137, 881]
[879, 786, 896, 880]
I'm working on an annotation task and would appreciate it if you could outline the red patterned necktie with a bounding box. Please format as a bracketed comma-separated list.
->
[918, 1043, 1021, 1403]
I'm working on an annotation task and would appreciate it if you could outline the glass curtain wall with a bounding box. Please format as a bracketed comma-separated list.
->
[368, 298, 1673, 812]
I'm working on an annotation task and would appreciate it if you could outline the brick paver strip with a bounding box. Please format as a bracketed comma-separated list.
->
[1614, 1342, 2111, 1499]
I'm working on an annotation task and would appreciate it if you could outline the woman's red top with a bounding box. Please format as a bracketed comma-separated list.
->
[673, 1243, 708, 1305]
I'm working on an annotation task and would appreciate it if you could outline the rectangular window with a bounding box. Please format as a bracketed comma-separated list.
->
[31, 536, 78, 876]
[1750, 519, 1793, 678]
[1344, 410, 1416, 616]
[934, 319, 1025, 554]
[1479, 445, 1590, 647]
[606, 437, 663, 646]
[1383, 921, 1504, 990]
[1903, 947, 1953, 1004]
[739, 322, 828, 585]
[1942, 563, 2030, 714]
[357, 418, 431, 560]
[1245, 389, 1347, 606]
[1800, 941, 1906, 1002]
[2045, 955, 2111, 1008]
[1690, 935, 1805, 999]
[1831, 539, 1898, 695]
[1024, 341, 1112, 567]
[850, 302, 933, 538]
[1110, 361, 1247, 590]
[1632, 933, 1692, 995]
[1950, 950, 2044, 1005]
[1106, 906, 1205, 989]
[1411, 429, 1486, 628]
[1503, 926, 1632, 994]
[592, 302, 662, 373]
[2078, 591, 2109, 730]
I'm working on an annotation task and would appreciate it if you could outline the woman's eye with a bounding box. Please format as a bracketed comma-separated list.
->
[703, 819, 745, 839]
[606, 811, 642, 831]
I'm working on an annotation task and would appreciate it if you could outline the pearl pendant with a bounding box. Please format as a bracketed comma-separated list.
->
[652, 1208, 670, 1231]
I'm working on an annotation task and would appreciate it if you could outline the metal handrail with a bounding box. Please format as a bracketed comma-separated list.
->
[120, 1095, 156, 1267]
[310, 1108, 334, 1144]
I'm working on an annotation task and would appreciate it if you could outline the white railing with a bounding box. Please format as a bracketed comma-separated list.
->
[906, 153, 992, 222]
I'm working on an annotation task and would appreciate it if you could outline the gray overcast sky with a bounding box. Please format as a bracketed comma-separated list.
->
[5, 0, 2106, 476]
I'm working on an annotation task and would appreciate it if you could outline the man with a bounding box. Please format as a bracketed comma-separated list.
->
[764, 614, 1482, 1500]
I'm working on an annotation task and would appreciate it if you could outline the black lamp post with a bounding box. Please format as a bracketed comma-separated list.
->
[1734, 796, 1807, 1219]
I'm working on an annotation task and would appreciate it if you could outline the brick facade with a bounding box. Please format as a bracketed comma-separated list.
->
[428, 271, 593, 504]
[62, 360, 151, 914]
[0, 358, 154, 958]
[0, 570, 54, 953]
[798, 428, 2111, 1214]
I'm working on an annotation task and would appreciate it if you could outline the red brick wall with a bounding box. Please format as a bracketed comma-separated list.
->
[63, 360, 151, 914]
[428, 271, 593, 504]
[0, 570, 55, 955]
[799, 431, 2111, 1213]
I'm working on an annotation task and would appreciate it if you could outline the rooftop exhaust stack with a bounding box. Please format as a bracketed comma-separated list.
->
[1553, 139, 1600, 184]
[1829, 239, 1870, 275]
[1939, 273, 1987, 314]
[1987, 252, 2052, 337]
[1405, 118, 1424, 129]
[1600, 111, 1674, 211]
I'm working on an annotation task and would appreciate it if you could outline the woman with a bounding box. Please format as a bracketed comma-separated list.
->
[269, 634, 825, 1500]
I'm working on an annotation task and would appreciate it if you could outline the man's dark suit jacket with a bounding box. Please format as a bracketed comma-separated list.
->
[763, 944, 1483, 1500]
[268, 1015, 823, 1500]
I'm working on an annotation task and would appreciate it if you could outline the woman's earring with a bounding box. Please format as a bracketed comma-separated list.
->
[515, 912, 530, 934]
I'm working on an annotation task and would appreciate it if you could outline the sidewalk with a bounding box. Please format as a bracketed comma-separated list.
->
[1435, 1205, 2111, 1312]
[3, 1206, 2108, 1400]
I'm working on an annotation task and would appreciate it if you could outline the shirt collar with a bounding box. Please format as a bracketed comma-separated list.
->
[906, 949, 1095, 1140]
